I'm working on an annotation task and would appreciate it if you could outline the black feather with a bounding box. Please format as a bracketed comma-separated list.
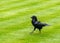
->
[31, 16, 49, 33]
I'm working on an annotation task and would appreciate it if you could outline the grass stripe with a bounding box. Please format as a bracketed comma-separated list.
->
[0, 18, 60, 43]
[0, 5, 60, 21]
[0, 11, 58, 31]
[0, 0, 59, 12]
[2, 3, 59, 18]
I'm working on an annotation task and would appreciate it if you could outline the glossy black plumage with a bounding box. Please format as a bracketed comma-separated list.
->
[31, 16, 49, 33]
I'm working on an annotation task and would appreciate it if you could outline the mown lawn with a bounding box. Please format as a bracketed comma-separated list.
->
[0, 0, 60, 43]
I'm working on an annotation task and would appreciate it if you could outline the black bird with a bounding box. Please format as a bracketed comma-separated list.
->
[31, 16, 49, 33]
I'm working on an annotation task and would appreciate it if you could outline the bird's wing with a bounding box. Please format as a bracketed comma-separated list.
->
[34, 21, 40, 25]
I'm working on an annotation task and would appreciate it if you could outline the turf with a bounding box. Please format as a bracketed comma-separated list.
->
[0, 0, 60, 43]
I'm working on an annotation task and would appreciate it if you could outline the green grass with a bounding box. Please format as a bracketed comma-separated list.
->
[0, 0, 60, 43]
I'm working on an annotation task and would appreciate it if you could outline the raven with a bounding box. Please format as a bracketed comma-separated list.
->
[31, 16, 49, 33]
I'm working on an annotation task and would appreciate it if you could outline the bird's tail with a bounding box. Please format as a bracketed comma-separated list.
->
[46, 24, 50, 26]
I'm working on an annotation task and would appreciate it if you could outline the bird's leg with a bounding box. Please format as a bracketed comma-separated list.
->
[30, 27, 36, 34]
[39, 29, 41, 33]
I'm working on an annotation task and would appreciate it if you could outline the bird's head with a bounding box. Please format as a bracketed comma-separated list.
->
[31, 16, 37, 21]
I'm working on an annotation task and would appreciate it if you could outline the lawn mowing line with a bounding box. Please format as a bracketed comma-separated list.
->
[31, 6, 60, 17]
[0, 25, 60, 43]
[0, 1, 41, 12]
[2, 1, 42, 14]
[0, 0, 59, 18]
[0, 5, 60, 20]
[0, 4, 59, 19]
[0, 27, 31, 43]
[1, 7, 59, 26]
[47, 16, 60, 25]
[0, 9, 59, 28]
[0, 0, 27, 5]
[0, 0, 15, 4]
[0, 1, 46, 16]
[42, 16, 60, 34]
[0, 0, 59, 13]
[0, 5, 60, 22]
[0, 12, 59, 29]
[0, 18, 29, 29]
[38, 11, 60, 22]
[0, 0, 51, 10]
[6, 15, 60, 30]
[37, 21, 60, 43]
[0, 16, 59, 42]
[14, 18, 60, 43]
[12, 4, 60, 16]
[0, 20, 60, 43]
[0, 6, 59, 29]
[0, 0, 42, 11]
[0, 20, 31, 36]
[0, 0, 25, 6]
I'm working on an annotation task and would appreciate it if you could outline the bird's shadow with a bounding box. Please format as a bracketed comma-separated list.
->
[29, 31, 53, 39]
